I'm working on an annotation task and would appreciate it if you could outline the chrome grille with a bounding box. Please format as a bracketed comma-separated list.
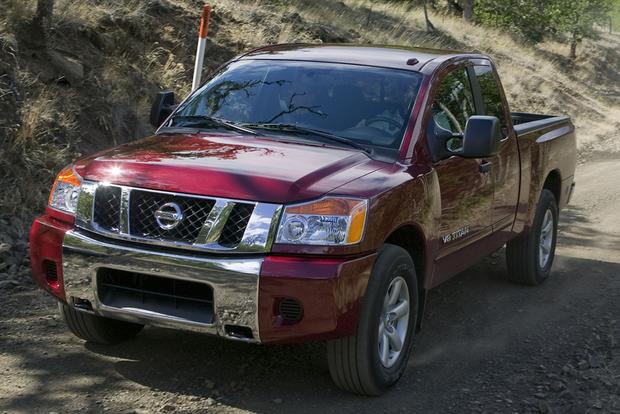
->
[76, 181, 282, 254]
[129, 190, 215, 243]
[93, 186, 121, 232]
[218, 203, 255, 248]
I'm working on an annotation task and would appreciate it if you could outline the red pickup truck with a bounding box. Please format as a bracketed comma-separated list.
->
[29, 44, 576, 395]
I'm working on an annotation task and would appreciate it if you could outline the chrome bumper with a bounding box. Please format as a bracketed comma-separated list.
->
[62, 230, 263, 342]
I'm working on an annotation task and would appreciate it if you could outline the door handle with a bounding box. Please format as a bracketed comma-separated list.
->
[479, 161, 492, 174]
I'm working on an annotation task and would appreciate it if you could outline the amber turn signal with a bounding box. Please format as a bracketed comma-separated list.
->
[48, 166, 82, 214]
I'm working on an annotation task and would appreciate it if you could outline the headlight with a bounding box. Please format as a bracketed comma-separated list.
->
[48, 166, 82, 214]
[276, 197, 368, 245]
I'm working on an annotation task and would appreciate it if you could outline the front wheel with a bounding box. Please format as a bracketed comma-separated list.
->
[327, 244, 418, 396]
[506, 189, 559, 285]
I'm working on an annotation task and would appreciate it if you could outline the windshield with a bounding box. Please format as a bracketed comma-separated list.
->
[172, 60, 423, 150]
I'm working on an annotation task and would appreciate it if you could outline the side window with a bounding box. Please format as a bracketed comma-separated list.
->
[431, 67, 475, 134]
[474, 65, 509, 133]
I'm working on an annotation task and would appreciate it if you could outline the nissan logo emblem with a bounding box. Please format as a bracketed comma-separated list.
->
[154, 202, 184, 230]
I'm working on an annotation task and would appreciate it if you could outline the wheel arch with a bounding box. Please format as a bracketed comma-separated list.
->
[543, 169, 562, 204]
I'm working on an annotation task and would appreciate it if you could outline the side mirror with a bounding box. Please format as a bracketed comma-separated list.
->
[149, 91, 176, 128]
[461, 115, 501, 158]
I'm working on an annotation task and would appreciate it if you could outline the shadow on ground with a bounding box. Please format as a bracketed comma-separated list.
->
[1, 184, 618, 413]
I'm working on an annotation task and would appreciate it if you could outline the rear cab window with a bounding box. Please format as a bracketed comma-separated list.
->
[473, 65, 510, 136]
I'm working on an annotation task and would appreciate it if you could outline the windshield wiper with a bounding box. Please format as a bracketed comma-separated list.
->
[241, 123, 370, 153]
[167, 115, 262, 136]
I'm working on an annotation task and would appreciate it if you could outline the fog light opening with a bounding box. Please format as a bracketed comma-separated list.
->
[277, 297, 304, 325]
[42, 260, 59, 287]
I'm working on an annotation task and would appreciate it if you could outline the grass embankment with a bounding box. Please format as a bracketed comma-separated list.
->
[1, 0, 618, 224]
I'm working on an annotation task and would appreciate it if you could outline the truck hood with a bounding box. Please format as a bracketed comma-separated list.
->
[74, 133, 386, 203]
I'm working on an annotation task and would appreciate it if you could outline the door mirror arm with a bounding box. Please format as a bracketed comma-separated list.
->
[446, 132, 464, 154]
[426, 118, 462, 162]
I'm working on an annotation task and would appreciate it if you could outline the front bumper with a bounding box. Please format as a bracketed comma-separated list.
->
[30, 215, 377, 344]
[62, 229, 262, 341]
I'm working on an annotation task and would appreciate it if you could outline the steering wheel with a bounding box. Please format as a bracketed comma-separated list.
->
[366, 116, 402, 131]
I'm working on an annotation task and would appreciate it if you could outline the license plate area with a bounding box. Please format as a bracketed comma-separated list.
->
[96, 268, 215, 325]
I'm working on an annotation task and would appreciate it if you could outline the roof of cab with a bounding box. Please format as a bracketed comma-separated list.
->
[239, 43, 470, 71]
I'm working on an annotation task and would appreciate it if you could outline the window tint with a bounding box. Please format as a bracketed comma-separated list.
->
[474, 65, 508, 132]
[431, 67, 475, 134]
[175, 60, 423, 149]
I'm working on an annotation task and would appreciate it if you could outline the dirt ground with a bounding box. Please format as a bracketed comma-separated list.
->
[0, 156, 619, 414]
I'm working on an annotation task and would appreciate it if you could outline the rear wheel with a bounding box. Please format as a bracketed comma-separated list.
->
[59, 302, 143, 344]
[506, 189, 558, 285]
[327, 244, 418, 395]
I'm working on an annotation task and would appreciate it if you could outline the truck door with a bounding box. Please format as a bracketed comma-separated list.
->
[471, 63, 520, 231]
[429, 66, 494, 263]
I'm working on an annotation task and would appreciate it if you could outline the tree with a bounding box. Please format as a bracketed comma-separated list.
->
[446, 0, 462, 16]
[548, 0, 613, 58]
[423, 0, 437, 32]
[33, 0, 54, 46]
[474, 0, 552, 42]
[463, 0, 473, 21]
[474, 0, 614, 56]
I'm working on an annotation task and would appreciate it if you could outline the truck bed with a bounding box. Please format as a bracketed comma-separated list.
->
[511, 112, 571, 136]
[510, 111, 576, 220]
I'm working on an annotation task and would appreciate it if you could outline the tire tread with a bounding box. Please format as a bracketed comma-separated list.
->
[506, 189, 558, 286]
[327, 244, 417, 396]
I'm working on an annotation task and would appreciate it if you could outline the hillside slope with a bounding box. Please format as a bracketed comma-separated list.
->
[0, 0, 618, 284]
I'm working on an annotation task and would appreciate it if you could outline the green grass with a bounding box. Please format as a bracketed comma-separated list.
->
[611, 0, 620, 34]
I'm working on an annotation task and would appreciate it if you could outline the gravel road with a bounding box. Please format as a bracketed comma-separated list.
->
[1, 159, 619, 414]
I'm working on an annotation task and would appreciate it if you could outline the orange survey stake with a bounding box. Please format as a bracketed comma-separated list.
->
[199, 4, 211, 39]
[192, 4, 212, 90]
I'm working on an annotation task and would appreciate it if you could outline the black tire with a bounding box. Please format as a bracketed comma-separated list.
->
[506, 189, 559, 286]
[327, 244, 418, 396]
[59, 302, 143, 344]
